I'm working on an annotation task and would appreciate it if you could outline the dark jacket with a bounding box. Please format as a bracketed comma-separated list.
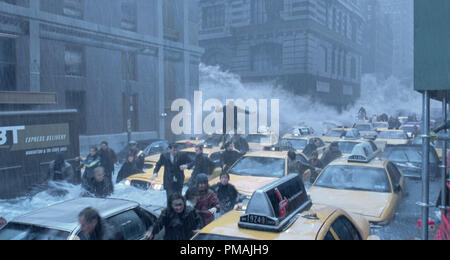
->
[83, 178, 114, 198]
[321, 149, 342, 166]
[99, 148, 118, 174]
[308, 158, 325, 183]
[211, 183, 238, 213]
[154, 152, 191, 190]
[80, 154, 101, 180]
[80, 220, 124, 240]
[187, 153, 215, 179]
[302, 143, 317, 158]
[116, 161, 141, 184]
[221, 150, 241, 172]
[48, 160, 75, 183]
[195, 189, 220, 226]
[152, 206, 203, 240]
[129, 148, 145, 171]
[232, 136, 249, 154]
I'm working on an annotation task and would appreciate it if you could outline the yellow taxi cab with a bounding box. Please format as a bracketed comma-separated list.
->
[176, 137, 205, 149]
[280, 134, 328, 157]
[334, 139, 384, 156]
[373, 122, 389, 132]
[376, 130, 410, 146]
[193, 174, 376, 240]
[308, 142, 405, 226]
[247, 131, 278, 151]
[125, 146, 222, 191]
[208, 150, 308, 197]
[321, 128, 347, 143]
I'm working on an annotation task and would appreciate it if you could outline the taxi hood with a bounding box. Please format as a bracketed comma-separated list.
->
[309, 187, 391, 219]
[224, 174, 279, 197]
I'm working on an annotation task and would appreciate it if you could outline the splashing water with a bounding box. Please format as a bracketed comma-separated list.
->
[0, 170, 169, 222]
[199, 64, 432, 134]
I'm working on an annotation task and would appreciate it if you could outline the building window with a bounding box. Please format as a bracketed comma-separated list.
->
[122, 52, 137, 81]
[343, 85, 353, 96]
[163, 0, 180, 41]
[351, 21, 357, 42]
[251, 0, 266, 24]
[0, 37, 16, 91]
[65, 45, 84, 77]
[343, 52, 347, 77]
[121, 0, 137, 32]
[351, 57, 356, 79]
[63, 0, 84, 19]
[319, 46, 328, 73]
[202, 5, 225, 29]
[316, 81, 330, 93]
[250, 43, 282, 72]
[331, 48, 336, 75]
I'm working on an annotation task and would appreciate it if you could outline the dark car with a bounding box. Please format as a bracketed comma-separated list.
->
[117, 139, 169, 162]
[0, 198, 161, 240]
[381, 145, 440, 180]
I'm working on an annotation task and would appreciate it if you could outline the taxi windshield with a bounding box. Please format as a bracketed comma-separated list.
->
[337, 142, 359, 154]
[315, 165, 391, 193]
[247, 134, 271, 143]
[355, 125, 372, 131]
[383, 147, 437, 164]
[0, 223, 70, 240]
[281, 139, 308, 150]
[325, 130, 344, 137]
[374, 123, 388, 128]
[229, 156, 285, 178]
[378, 132, 406, 139]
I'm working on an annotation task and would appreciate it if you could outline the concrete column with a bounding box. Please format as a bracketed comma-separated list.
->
[183, 0, 190, 102]
[29, 0, 40, 92]
[157, 0, 165, 140]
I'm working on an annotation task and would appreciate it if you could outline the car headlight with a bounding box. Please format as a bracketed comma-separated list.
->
[151, 184, 163, 191]
[125, 180, 131, 186]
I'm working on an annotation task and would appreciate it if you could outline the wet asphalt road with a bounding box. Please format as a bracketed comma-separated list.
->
[372, 177, 443, 240]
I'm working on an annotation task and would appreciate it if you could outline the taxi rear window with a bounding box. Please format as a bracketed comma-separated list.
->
[378, 132, 406, 139]
[229, 157, 285, 178]
[193, 233, 251, 240]
[315, 165, 391, 193]
[325, 130, 344, 137]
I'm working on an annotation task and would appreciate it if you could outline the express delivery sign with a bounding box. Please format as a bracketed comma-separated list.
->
[0, 124, 70, 153]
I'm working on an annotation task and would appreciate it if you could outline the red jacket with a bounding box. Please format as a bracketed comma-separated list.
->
[195, 190, 220, 226]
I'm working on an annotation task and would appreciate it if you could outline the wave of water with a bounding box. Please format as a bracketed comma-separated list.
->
[199, 64, 437, 134]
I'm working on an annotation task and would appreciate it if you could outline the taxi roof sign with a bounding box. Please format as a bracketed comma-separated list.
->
[348, 142, 375, 163]
[238, 174, 312, 233]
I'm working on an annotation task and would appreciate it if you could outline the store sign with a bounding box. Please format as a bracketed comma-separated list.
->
[0, 124, 70, 152]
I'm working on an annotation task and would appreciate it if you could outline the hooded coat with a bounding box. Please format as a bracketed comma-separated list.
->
[152, 206, 202, 240]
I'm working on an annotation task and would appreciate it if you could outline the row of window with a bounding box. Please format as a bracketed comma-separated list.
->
[319, 46, 358, 80]
[65, 45, 137, 81]
[316, 81, 354, 96]
[325, 3, 359, 43]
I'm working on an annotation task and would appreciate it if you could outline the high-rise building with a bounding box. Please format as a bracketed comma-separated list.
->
[360, 0, 394, 78]
[199, 0, 365, 109]
[378, 0, 413, 79]
[0, 0, 203, 148]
